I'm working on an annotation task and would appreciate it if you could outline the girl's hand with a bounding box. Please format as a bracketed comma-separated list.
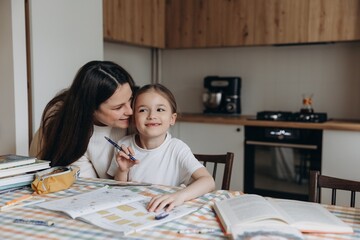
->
[147, 192, 186, 212]
[115, 145, 139, 172]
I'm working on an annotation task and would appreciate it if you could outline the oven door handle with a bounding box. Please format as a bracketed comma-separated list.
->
[245, 140, 318, 150]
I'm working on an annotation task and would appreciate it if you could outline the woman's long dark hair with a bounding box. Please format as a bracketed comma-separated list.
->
[39, 61, 135, 167]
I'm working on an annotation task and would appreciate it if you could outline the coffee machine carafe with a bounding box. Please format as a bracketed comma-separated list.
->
[203, 76, 241, 114]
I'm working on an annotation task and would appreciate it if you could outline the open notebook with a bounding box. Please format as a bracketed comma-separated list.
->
[37, 186, 197, 235]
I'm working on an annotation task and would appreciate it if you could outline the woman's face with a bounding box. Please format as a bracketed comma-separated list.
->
[93, 83, 133, 128]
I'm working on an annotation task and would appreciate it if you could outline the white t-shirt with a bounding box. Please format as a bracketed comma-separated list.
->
[107, 133, 203, 186]
[71, 125, 127, 179]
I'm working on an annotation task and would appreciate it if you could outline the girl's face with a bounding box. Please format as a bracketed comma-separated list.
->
[134, 90, 177, 139]
[93, 83, 133, 128]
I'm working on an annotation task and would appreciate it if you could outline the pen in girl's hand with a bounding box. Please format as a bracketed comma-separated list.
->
[104, 136, 136, 161]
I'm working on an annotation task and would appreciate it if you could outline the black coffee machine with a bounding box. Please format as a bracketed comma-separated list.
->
[202, 76, 241, 114]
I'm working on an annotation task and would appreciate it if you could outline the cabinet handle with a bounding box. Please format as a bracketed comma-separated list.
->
[236, 128, 241, 132]
[245, 140, 317, 150]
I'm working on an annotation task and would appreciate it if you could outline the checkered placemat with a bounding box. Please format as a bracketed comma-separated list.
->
[0, 178, 359, 240]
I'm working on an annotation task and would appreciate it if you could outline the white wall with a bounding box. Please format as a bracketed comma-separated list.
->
[104, 42, 152, 87]
[29, 0, 103, 133]
[161, 42, 360, 120]
[0, 0, 103, 155]
[0, 0, 28, 155]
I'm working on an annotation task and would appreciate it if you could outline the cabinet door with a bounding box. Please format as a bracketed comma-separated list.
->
[103, 0, 165, 48]
[322, 130, 360, 207]
[166, 0, 311, 48]
[308, 0, 360, 42]
[172, 122, 244, 191]
[165, 0, 256, 48]
[253, 0, 309, 45]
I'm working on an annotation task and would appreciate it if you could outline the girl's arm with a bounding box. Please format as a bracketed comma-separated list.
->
[114, 169, 128, 181]
[147, 167, 215, 212]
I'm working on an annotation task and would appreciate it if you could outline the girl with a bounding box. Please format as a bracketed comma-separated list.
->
[30, 60, 135, 178]
[107, 83, 215, 212]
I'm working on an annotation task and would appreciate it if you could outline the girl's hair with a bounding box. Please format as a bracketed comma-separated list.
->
[133, 83, 177, 114]
[39, 60, 135, 167]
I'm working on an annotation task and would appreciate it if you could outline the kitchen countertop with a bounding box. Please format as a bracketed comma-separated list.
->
[177, 113, 360, 131]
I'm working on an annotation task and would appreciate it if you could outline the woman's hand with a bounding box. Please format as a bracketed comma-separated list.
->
[147, 192, 186, 213]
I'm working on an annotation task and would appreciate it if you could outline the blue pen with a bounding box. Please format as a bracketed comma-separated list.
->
[14, 218, 54, 226]
[155, 211, 169, 220]
[104, 136, 136, 161]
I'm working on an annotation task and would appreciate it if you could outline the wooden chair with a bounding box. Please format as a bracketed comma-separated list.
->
[309, 170, 360, 207]
[194, 152, 234, 190]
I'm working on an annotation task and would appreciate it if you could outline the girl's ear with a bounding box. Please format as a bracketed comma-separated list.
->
[170, 113, 177, 125]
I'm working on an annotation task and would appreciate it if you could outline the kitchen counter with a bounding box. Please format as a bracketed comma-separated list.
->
[177, 113, 360, 131]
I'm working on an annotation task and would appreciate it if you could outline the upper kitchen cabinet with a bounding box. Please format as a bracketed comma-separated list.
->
[166, 0, 360, 48]
[165, 0, 310, 47]
[308, 0, 360, 42]
[103, 0, 360, 49]
[252, 0, 309, 45]
[103, 0, 165, 48]
[165, 0, 256, 48]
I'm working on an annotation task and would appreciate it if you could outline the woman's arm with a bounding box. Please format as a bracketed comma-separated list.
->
[147, 167, 215, 212]
[70, 156, 98, 178]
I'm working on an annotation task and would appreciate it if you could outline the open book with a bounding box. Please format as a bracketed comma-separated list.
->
[37, 186, 197, 235]
[214, 194, 353, 236]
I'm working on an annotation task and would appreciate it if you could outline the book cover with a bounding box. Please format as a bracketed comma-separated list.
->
[0, 154, 36, 169]
[0, 181, 32, 191]
[37, 186, 198, 235]
[0, 159, 51, 178]
[214, 194, 353, 235]
[0, 173, 35, 190]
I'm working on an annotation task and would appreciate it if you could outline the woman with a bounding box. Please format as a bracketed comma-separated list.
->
[30, 60, 135, 178]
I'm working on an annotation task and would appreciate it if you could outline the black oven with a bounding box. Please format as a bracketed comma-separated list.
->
[244, 126, 323, 201]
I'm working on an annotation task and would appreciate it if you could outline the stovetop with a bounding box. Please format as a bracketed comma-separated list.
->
[256, 111, 328, 123]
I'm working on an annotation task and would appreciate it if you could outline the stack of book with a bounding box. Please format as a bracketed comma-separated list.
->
[0, 154, 51, 192]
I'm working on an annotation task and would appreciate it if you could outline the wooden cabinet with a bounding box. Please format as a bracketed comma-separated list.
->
[252, 0, 309, 45]
[166, 0, 360, 48]
[170, 122, 244, 191]
[103, 0, 165, 48]
[308, 0, 360, 42]
[103, 0, 360, 48]
[165, 0, 256, 48]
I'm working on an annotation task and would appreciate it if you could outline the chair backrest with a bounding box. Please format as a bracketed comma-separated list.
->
[194, 152, 234, 190]
[309, 170, 360, 207]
